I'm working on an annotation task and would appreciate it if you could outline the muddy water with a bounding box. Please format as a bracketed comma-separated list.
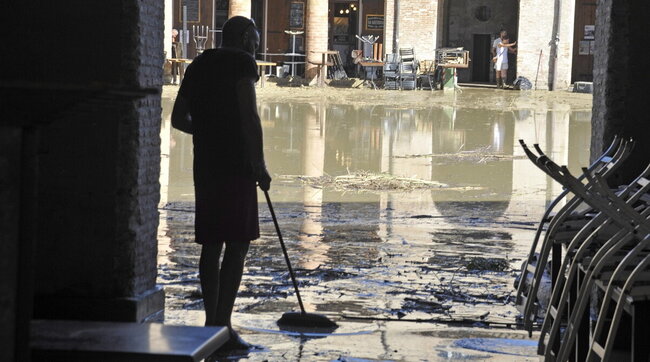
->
[158, 86, 591, 360]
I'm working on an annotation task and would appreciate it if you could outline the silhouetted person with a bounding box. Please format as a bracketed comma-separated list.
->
[171, 16, 270, 350]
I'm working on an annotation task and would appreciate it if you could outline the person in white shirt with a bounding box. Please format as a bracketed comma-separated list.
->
[491, 30, 517, 89]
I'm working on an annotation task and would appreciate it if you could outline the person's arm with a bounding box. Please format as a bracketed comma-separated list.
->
[171, 95, 193, 134]
[237, 77, 271, 191]
[499, 40, 517, 48]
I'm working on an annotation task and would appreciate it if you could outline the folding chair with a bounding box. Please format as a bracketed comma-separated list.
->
[516, 138, 633, 332]
[543, 165, 650, 360]
[556, 169, 650, 361]
[588, 234, 650, 361]
[520, 142, 650, 360]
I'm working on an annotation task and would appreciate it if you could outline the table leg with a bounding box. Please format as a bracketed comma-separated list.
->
[321, 53, 326, 87]
[179, 63, 185, 83]
[258, 66, 263, 88]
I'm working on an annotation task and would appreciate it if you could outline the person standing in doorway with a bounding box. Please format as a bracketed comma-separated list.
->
[492, 29, 517, 89]
[171, 29, 182, 85]
[171, 16, 271, 350]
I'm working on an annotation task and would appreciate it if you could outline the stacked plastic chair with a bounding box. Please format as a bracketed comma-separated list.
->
[398, 47, 417, 90]
[519, 138, 650, 361]
[383, 53, 400, 90]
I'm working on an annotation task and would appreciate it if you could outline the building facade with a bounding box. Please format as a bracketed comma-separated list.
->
[172, 0, 593, 89]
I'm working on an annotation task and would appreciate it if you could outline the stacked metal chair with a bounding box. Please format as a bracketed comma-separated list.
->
[516, 137, 632, 327]
[383, 53, 400, 90]
[518, 138, 650, 361]
[398, 47, 417, 90]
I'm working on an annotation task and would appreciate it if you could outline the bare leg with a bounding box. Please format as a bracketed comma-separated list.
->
[500, 69, 508, 86]
[199, 242, 223, 326]
[214, 241, 250, 327]
[210, 241, 252, 350]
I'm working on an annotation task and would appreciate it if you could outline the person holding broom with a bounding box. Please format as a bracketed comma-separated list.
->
[171, 16, 271, 350]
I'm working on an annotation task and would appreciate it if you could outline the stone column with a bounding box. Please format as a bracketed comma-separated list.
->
[305, 0, 329, 80]
[229, 0, 251, 18]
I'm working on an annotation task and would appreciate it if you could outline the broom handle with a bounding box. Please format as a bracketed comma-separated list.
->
[264, 190, 307, 315]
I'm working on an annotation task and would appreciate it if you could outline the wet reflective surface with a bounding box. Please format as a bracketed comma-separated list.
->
[158, 86, 592, 360]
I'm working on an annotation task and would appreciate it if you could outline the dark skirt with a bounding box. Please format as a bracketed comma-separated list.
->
[194, 175, 259, 244]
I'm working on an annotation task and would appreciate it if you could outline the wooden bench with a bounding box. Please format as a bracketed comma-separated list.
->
[31, 319, 229, 362]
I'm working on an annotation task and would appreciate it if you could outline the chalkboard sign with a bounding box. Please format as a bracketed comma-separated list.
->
[289, 2, 305, 29]
[180, 0, 200, 23]
[365, 14, 384, 30]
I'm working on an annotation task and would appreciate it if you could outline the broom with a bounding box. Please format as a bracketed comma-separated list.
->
[264, 191, 338, 329]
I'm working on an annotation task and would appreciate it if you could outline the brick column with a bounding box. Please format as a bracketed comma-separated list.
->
[229, 0, 251, 18]
[384, 0, 440, 58]
[24, 0, 165, 323]
[305, 0, 329, 80]
[591, 0, 650, 184]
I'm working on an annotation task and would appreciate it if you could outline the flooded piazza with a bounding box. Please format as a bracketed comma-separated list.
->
[158, 85, 592, 361]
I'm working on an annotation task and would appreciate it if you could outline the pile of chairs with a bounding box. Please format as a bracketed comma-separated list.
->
[399, 47, 417, 90]
[516, 137, 650, 361]
[382, 48, 419, 90]
[383, 53, 400, 90]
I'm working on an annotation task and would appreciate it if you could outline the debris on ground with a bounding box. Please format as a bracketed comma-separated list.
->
[464, 257, 511, 272]
[395, 146, 526, 164]
[278, 171, 483, 191]
[401, 297, 452, 313]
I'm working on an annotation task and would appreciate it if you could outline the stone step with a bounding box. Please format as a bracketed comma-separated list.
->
[30, 319, 229, 362]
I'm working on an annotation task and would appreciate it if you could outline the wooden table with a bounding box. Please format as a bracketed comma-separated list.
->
[308, 50, 339, 87]
[31, 319, 229, 362]
[359, 61, 384, 90]
[256, 61, 276, 88]
[167, 58, 192, 83]
[259, 52, 306, 77]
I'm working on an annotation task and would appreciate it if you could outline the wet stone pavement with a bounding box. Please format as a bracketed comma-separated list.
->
[158, 85, 592, 360]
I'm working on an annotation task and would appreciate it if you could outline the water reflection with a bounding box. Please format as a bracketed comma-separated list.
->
[299, 104, 327, 271]
[158, 87, 591, 359]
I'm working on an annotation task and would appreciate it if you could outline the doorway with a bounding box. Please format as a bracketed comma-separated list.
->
[330, 1, 359, 74]
[472, 34, 491, 82]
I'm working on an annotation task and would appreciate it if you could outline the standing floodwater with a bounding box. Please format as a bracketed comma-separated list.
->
[158, 86, 591, 361]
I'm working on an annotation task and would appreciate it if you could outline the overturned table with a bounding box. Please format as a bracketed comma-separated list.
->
[31, 319, 229, 361]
